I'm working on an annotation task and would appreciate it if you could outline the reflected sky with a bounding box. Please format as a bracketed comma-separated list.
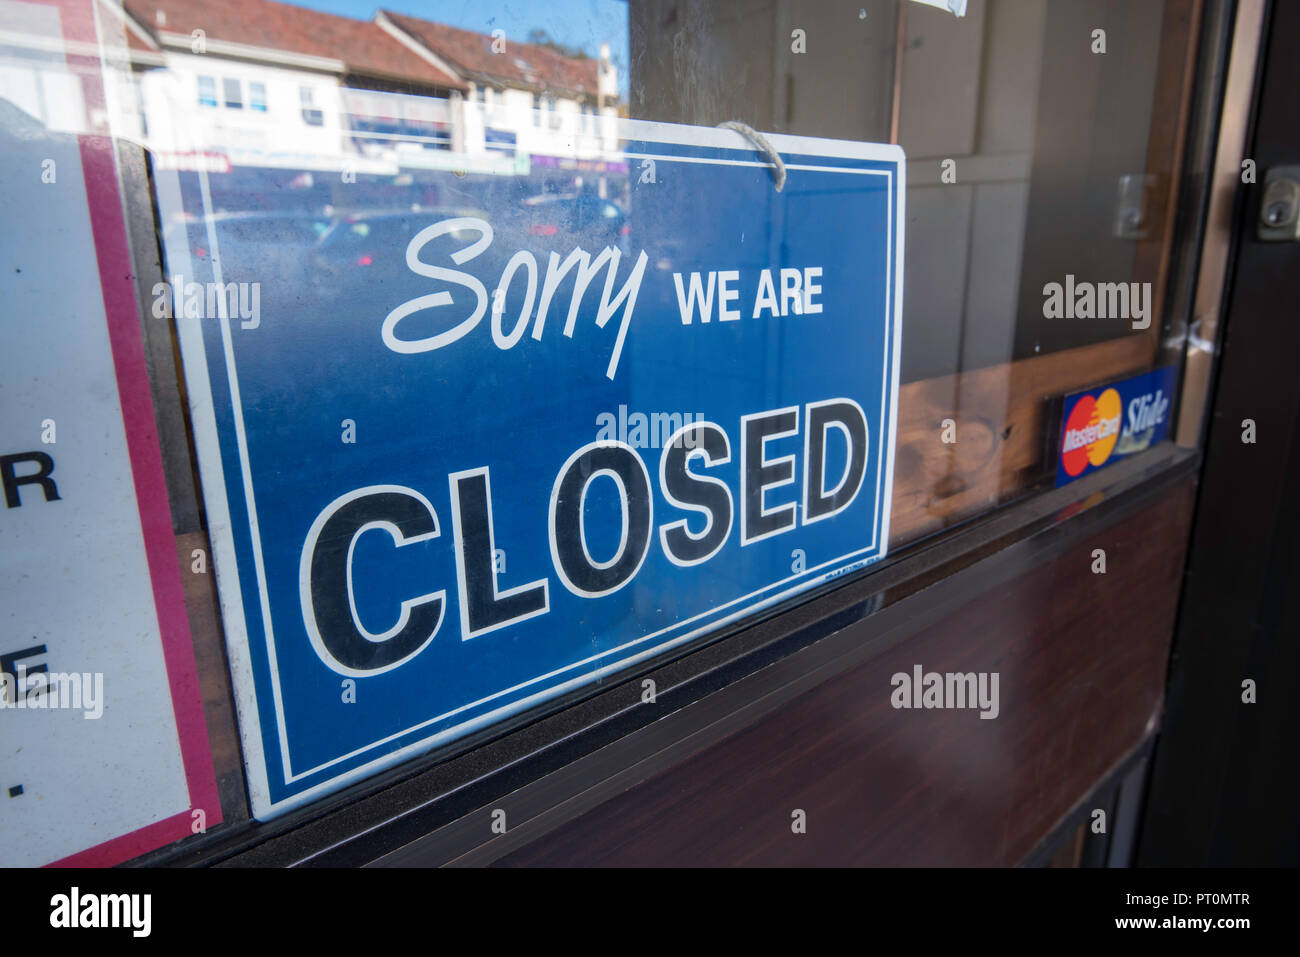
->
[303, 0, 631, 98]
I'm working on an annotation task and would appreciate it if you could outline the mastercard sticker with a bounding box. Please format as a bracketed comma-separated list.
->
[1056, 366, 1178, 487]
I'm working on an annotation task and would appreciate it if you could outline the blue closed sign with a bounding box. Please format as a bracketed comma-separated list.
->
[166, 123, 905, 817]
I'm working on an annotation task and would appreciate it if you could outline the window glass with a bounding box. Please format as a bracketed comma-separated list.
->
[626, 0, 1204, 545]
[197, 74, 216, 107]
[300, 84, 323, 126]
[222, 76, 242, 109]
[0, 0, 1220, 857]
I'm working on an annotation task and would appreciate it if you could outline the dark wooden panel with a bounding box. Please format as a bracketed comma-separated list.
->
[497, 481, 1194, 866]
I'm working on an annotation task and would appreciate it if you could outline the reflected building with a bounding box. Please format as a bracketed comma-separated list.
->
[114, 0, 465, 171]
[376, 11, 621, 167]
[62, 0, 625, 186]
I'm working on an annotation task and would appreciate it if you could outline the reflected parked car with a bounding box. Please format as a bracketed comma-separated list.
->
[310, 208, 492, 305]
[518, 192, 629, 251]
[161, 211, 333, 287]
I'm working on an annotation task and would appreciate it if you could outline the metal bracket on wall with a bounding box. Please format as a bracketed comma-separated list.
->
[1257, 165, 1300, 240]
[1114, 173, 1163, 240]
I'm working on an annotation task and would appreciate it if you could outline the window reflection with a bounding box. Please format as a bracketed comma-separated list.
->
[0, 0, 1205, 553]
